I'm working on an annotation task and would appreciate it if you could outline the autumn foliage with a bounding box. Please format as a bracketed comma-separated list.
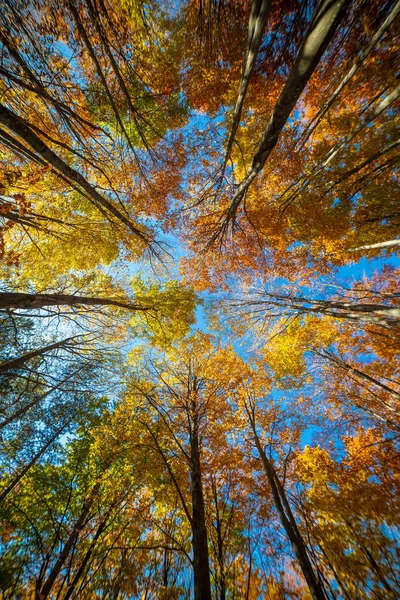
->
[0, 0, 399, 598]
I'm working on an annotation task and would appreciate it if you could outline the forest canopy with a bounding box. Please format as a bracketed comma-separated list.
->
[0, 0, 399, 598]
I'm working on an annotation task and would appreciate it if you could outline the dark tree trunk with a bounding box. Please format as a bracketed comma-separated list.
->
[249, 418, 327, 600]
[223, 0, 350, 223]
[317, 350, 400, 401]
[0, 423, 68, 503]
[190, 403, 212, 600]
[0, 291, 150, 313]
[37, 481, 102, 599]
[63, 514, 110, 600]
[0, 370, 82, 430]
[0, 335, 78, 373]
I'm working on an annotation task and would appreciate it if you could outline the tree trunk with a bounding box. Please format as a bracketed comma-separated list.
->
[37, 480, 103, 599]
[0, 422, 68, 503]
[248, 416, 326, 600]
[63, 513, 110, 600]
[211, 476, 227, 600]
[222, 0, 272, 172]
[190, 404, 212, 600]
[248, 292, 400, 328]
[0, 291, 150, 313]
[0, 103, 148, 243]
[298, 0, 400, 147]
[0, 30, 102, 137]
[0, 369, 83, 430]
[317, 350, 400, 402]
[223, 0, 350, 223]
[350, 239, 400, 252]
[283, 85, 400, 207]
[0, 335, 79, 373]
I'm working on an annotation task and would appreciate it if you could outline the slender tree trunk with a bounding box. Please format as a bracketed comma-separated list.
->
[83, 0, 151, 151]
[162, 547, 169, 588]
[0, 423, 68, 503]
[317, 351, 400, 401]
[277, 296, 400, 327]
[0, 31, 102, 136]
[0, 103, 148, 243]
[0, 126, 48, 166]
[63, 513, 110, 600]
[222, 0, 272, 172]
[0, 291, 150, 312]
[248, 415, 326, 600]
[0, 369, 83, 430]
[66, 0, 146, 161]
[244, 293, 400, 328]
[0, 336, 79, 373]
[282, 85, 400, 208]
[190, 405, 212, 600]
[37, 481, 102, 600]
[223, 0, 350, 223]
[298, 0, 400, 147]
[211, 477, 226, 600]
[350, 239, 400, 252]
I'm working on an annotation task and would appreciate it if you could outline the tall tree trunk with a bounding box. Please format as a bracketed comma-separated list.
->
[0, 369, 83, 430]
[281, 85, 400, 208]
[0, 423, 68, 503]
[37, 480, 103, 600]
[0, 103, 149, 243]
[222, 0, 272, 173]
[254, 293, 400, 328]
[83, 0, 151, 152]
[298, 0, 400, 147]
[0, 291, 150, 312]
[211, 476, 227, 600]
[0, 30, 102, 137]
[317, 350, 400, 401]
[350, 239, 400, 252]
[190, 403, 212, 600]
[247, 414, 326, 600]
[222, 0, 350, 226]
[63, 513, 110, 600]
[0, 335, 79, 373]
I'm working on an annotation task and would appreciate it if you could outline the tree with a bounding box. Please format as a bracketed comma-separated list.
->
[1, 0, 399, 597]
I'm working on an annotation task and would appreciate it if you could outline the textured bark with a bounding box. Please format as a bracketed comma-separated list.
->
[244, 293, 400, 328]
[0, 292, 151, 313]
[190, 404, 212, 600]
[0, 103, 149, 242]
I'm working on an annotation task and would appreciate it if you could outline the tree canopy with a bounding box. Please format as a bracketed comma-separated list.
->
[0, 0, 399, 598]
